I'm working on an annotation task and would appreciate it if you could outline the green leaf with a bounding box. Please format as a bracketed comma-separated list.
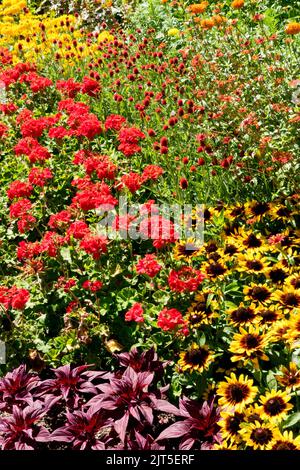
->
[266, 371, 277, 391]
[283, 412, 300, 429]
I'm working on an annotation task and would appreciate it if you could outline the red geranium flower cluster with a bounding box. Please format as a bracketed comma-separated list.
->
[118, 127, 145, 156]
[168, 267, 206, 293]
[105, 114, 127, 131]
[157, 308, 184, 331]
[135, 254, 162, 278]
[0, 286, 30, 311]
[80, 234, 108, 260]
[125, 303, 144, 323]
[82, 280, 103, 292]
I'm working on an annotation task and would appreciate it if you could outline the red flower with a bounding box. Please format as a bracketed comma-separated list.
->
[105, 114, 126, 131]
[81, 76, 101, 97]
[141, 165, 163, 182]
[168, 267, 205, 293]
[121, 172, 142, 193]
[125, 303, 144, 323]
[80, 234, 108, 260]
[157, 308, 184, 331]
[48, 210, 71, 230]
[82, 280, 103, 292]
[135, 254, 162, 278]
[0, 122, 8, 138]
[7, 181, 33, 200]
[66, 221, 90, 240]
[10, 288, 30, 310]
[28, 168, 53, 187]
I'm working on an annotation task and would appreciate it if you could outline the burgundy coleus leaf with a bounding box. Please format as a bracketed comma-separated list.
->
[51, 408, 113, 450]
[37, 364, 107, 407]
[87, 366, 173, 442]
[0, 365, 40, 411]
[156, 397, 221, 450]
[0, 403, 50, 450]
[116, 347, 168, 380]
[126, 431, 165, 450]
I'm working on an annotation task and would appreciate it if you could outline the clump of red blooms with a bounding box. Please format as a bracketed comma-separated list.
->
[168, 267, 206, 293]
[125, 303, 144, 323]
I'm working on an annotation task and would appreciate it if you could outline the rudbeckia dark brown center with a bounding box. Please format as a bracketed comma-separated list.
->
[184, 348, 209, 366]
[251, 286, 271, 302]
[251, 202, 270, 216]
[281, 292, 300, 307]
[269, 268, 287, 283]
[206, 262, 227, 277]
[273, 441, 297, 450]
[276, 207, 292, 218]
[246, 260, 263, 271]
[259, 309, 277, 323]
[177, 244, 199, 257]
[224, 244, 238, 255]
[206, 242, 218, 253]
[291, 277, 300, 289]
[241, 334, 260, 349]
[264, 397, 286, 416]
[225, 413, 243, 434]
[251, 427, 273, 444]
[231, 307, 255, 323]
[226, 383, 250, 403]
[244, 233, 262, 248]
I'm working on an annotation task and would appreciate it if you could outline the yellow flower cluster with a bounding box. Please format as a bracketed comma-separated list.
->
[0, 1, 113, 65]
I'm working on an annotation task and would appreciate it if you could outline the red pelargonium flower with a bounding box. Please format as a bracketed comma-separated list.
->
[125, 303, 144, 323]
[157, 308, 184, 331]
[80, 234, 108, 260]
[105, 114, 126, 131]
[0, 286, 30, 311]
[56, 78, 81, 98]
[82, 280, 103, 292]
[135, 254, 162, 278]
[48, 210, 71, 230]
[0, 122, 8, 138]
[28, 167, 53, 187]
[81, 76, 101, 97]
[121, 172, 142, 193]
[141, 165, 164, 182]
[7, 181, 33, 200]
[66, 221, 90, 241]
[168, 267, 206, 293]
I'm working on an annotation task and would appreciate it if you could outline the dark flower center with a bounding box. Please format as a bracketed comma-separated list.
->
[291, 278, 300, 289]
[226, 383, 249, 403]
[264, 397, 286, 416]
[259, 309, 277, 323]
[244, 234, 262, 248]
[276, 207, 292, 218]
[246, 260, 263, 271]
[281, 293, 300, 307]
[251, 202, 270, 216]
[206, 242, 218, 253]
[251, 427, 273, 445]
[273, 441, 296, 451]
[231, 307, 254, 323]
[231, 207, 244, 217]
[225, 414, 243, 434]
[241, 334, 260, 349]
[251, 286, 271, 301]
[269, 268, 287, 283]
[206, 262, 226, 276]
[184, 348, 209, 367]
[224, 244, 238, 255]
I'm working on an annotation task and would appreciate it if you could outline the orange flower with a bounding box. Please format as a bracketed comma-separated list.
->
[285, 22, 300, 35]
[231, 0, 245, 8]
[188, 2, 208, 14]
[200, 18, 215, 30]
